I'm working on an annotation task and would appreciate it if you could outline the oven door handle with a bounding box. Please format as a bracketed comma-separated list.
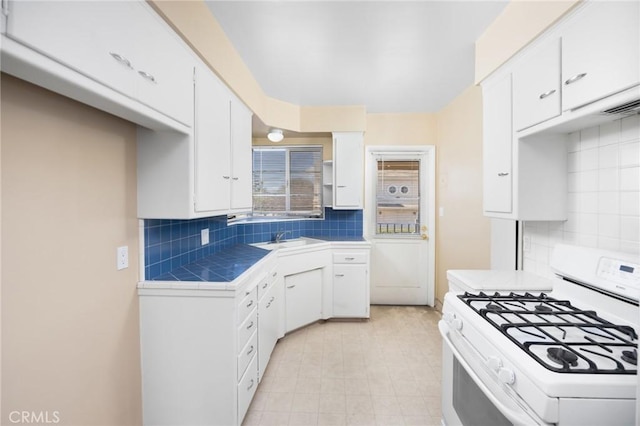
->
[439, 320, 542, 426]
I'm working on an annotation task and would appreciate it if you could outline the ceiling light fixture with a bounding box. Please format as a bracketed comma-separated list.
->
[267, 128, 284, 143]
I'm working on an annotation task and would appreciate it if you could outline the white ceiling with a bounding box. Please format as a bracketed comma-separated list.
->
[205, 1, 508, 114]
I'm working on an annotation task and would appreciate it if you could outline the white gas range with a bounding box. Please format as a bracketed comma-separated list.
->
[440, 244, 640, 426]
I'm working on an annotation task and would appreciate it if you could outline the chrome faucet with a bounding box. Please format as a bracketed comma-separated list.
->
[274, 230, 291, 243]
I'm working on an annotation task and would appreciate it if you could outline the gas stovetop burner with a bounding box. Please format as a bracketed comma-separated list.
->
[547, 347, 578, 367]
[622, 349, 637, 365]
[458, 291, 638, 374]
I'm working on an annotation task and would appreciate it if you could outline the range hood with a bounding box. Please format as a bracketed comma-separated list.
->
[519, 84, 640, 137]
[601, 98, 640, 116]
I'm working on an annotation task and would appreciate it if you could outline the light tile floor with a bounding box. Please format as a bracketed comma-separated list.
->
[243, 305, 443, 426]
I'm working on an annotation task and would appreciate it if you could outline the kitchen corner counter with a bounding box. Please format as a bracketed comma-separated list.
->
[138, 244, 274, 291]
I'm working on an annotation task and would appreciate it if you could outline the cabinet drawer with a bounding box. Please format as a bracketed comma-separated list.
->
[258, 267, 279, 301]
[333, 252, 367, 264]
[237, 330, 257, 381]
[237, 286, 257, 323]
[238, 354, 258, 424]
[237, 308, 257, 353]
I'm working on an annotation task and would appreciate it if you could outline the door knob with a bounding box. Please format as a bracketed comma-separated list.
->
[421, 234, 428, 240]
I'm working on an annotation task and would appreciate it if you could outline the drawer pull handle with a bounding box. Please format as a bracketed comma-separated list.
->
[263, 282, 268, 289]
[138, 70, 156, 83]
[538, 89, 556, 100]
[345, 257, 355, 261]
[335, 274, 345, 277]
[565, 72, 587, 86]
[232, 177, 239, 181]
[266, 296, 275, 308]
[497, 172, 509, 177]
[272, 272, 277, 277]
[247, 379, 255, 391]
[223, 176, 231, 180]
[246, 321, 254, 330]
[287, 285, 296, 289]
[109, 52, 132, 69]
[337, 185, 347, 188]
[246, 300, 254, 308]
[247, 345, 254, 356]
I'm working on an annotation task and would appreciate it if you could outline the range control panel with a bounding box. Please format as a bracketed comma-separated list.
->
[597, 257, 640, 301]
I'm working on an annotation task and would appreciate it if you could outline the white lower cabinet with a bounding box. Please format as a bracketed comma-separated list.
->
[332, 248, 370, 318]
[258, 268, 283, 381]
[138, 254, 276, 426]
[138, 241, 371, 425]
[284, 269, 323, 333]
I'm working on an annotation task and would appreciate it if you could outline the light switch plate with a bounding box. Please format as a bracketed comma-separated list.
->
[201, 228, 209, 246]
[117, 246, 129, 270]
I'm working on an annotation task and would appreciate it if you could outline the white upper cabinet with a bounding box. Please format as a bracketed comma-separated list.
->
[5, 0, 194, 127]
[333, 132, 364, 210]
[512, 38, 561, 131]
[562, 1, 640, 112]
[194, 63, 232, 214]
[483, 74, 513, 215]
[138, 62, 253, 219]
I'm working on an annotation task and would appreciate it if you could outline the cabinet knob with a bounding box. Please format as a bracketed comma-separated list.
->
[247, 345, 254, 356]
[497, 172, 509, 177]
[246, 300, 254, 308]
[246, 321, 254, 330]
[232, 177, 239, 181]
[538, 89, 556, 100]
[223, 176, 230, 180]
[564, 72, 587, 86]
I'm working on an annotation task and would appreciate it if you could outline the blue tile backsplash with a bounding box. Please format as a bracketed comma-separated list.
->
[144, 208, 363, 280]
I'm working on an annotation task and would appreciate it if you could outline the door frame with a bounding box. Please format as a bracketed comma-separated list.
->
[364, 145, 436, 306]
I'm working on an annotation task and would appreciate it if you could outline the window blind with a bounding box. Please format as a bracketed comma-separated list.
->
[253, 146, 323, 217]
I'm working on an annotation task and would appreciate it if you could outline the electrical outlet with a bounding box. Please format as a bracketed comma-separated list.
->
[201, 228, 209, 246]
[117, 246, 129, 270]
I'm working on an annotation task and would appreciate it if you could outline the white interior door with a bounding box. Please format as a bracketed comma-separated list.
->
[365, 146, 435, 306]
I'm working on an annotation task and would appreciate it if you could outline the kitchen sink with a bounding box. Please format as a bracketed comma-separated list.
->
[250, 237, 325, 251]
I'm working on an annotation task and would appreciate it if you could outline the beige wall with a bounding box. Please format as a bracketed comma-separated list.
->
[434, 86, 491, 304]
[1, 75, 142, 425]
[475, 0, 580, 83]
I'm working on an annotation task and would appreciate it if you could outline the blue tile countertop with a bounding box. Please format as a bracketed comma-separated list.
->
[148, 244, 270, 283]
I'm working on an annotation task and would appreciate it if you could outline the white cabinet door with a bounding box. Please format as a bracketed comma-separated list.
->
[512, 38, 561, 131]
[258, 280, 280, 381]
[132, 2, 194, 126]
[562, 1, 640, 111]
[6, 0, 194, 127]
[230, 99, 253, 211]
[333, 264, 368, 318]
[333, 132, 364, 209]
[6, 1, 136, 97]
[194, 63, 231, 213]
[483, 74, 513, 214]
[284, 269, 322, 333]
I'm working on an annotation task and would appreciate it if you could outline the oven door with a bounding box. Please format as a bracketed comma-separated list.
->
[439, 321, 550, 426]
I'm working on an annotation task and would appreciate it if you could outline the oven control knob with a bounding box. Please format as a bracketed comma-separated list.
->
[498, 367, 516, 385]
[443, 312, 455, 324]
[452, 318, 463, 331]
[486, 356, 502, 372]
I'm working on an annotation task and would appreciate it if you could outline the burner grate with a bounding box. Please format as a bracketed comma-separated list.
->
[459, 291, 638, 374]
